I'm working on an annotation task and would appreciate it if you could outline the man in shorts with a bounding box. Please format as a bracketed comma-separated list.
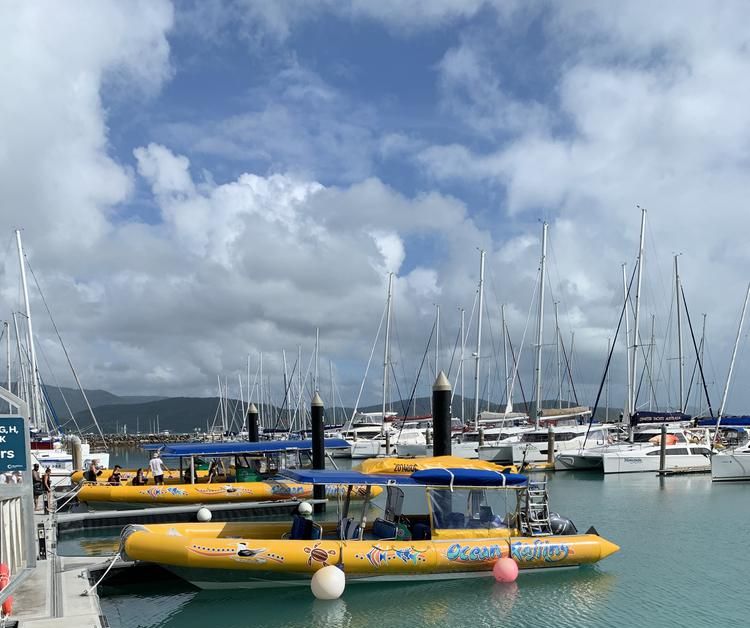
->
[148, 452, 169, 485]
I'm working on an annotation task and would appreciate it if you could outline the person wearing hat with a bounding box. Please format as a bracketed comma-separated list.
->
[148, 451, 169, 485]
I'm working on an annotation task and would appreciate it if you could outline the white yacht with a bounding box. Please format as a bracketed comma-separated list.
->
[602, 428, 713, 474]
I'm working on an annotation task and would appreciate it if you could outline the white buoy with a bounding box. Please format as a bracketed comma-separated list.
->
[196, 507, 212, 522]
[298, 501, 313, 517]
[310, 565, 345, 600]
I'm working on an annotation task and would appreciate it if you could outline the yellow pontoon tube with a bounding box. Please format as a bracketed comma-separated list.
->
[359, 455, 518, 475]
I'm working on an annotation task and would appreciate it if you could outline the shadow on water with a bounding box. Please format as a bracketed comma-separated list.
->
[100, 566, 618, 628]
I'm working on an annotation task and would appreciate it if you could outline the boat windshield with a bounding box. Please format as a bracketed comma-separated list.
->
[427, 487, 514, 533]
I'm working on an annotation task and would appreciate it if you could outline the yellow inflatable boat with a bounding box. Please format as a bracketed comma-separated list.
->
[122, 467, 619, 590]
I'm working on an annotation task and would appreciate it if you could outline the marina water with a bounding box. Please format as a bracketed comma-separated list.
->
[59, 450, 749, 628]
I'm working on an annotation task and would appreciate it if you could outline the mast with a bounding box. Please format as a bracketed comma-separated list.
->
[435, 304, 440, 378]
[12, 313, 26, 405]
[717, 283, 750, 425]
[4, 321, 10, 412]
[674, 255, 684, 413]
[554, 301, 561, 409]
[382, 273, 393, 425]
[259, 352, 264, 428]
[473, 250, 485, 429]
[298, 344, 303, 426]
[622, 263, 632, 424]
[532, 223, 548, 429]
[314, 328, 320, 393]
[699, 313, 707, 415]
[605, 338, 611, 422]
[649, 314, 656, 411]
[329, 360, 335, 426]
[630, 207, 646, 420]
[460, 307, 465, 423]
[502, 304, 512, 414]
[16, 230, 42, 430]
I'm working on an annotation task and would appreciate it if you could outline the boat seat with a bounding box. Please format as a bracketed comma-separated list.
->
[289, 515, 323, 540]
[411, 523, 431, 540]
[337, 516, 361, 540]
[372, 517, 398, 540]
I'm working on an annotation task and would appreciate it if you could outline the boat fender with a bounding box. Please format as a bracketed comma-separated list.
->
[0, 562, 13, 617]
[549, 513, 578, 535]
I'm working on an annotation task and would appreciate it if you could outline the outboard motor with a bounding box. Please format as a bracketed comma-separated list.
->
[549, 512, 578, 535]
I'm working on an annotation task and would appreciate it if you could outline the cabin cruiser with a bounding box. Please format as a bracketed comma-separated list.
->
[601, 428, 713, 474]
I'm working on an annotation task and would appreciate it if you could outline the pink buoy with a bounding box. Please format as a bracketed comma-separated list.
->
[493, 557, 519, 583]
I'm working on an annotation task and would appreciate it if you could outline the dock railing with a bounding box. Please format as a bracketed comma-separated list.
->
[0, 386, 36, 608]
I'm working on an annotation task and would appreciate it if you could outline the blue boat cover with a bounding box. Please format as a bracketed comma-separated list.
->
[697, 416, 750, 427]
[281, 467, 528, 488]
[154, 438, 350, 458]
[411, 468, 528, 487]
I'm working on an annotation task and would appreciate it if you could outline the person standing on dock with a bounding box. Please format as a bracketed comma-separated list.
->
[42, 468, 52, 514]
[148, 452, 169, 485]
[32, 463, 43, 510]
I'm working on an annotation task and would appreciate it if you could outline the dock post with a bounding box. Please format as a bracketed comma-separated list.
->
[70, 435, 82, 471]
[385, 430, 391, 456]
[311, 393, 326, 512]
[479, 426, 485, 446]
[547, 425, 555, 466]
[247, 403, 259, 442]
[658, 424, 667, 474]
[432, 371, 452, 457]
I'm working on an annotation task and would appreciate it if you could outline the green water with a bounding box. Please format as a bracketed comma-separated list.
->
[89, 471, 749, 628]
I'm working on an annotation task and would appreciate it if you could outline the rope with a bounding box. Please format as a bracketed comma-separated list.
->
[81, 549, 122, 596]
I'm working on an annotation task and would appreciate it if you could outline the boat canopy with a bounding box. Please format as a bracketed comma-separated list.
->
[149, 438, 350, 458]
[281, 467, 528, 488]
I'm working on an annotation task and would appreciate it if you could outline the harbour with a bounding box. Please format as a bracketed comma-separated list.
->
[6, 2, 750, 627]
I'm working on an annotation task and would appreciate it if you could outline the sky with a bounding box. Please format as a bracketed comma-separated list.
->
[2, 0, 750, 416]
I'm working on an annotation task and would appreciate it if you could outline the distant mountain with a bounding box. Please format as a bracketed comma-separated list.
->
[63, 387, 623, 434]
[43, 385, 165, 417]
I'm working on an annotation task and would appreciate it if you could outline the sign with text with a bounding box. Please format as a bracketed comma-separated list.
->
[0, 416, 27, 471]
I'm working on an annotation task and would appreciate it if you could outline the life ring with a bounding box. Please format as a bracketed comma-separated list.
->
[0, 562, 13, 617]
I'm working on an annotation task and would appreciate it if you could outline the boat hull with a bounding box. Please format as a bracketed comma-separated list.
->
[711, 452, 750, 481]
[602, 454, 710, 474]
[123, 526, 619, 590]
[554, 453, 603, 471]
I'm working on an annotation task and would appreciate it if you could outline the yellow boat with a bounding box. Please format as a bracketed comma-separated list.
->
[78, 480, 378, 509]
[71, 468, 228, 485]
[122, 467, 619, 590]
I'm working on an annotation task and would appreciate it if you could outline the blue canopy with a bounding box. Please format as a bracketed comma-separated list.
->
[411, 468, 528, 487]
[281, 467, 528, 488]
[153, 438, 350, 458]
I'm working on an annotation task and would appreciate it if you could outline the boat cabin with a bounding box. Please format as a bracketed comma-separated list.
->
[279, 468, 533, 543]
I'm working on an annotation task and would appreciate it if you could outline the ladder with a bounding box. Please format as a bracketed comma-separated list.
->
[518, 480, 552, 536]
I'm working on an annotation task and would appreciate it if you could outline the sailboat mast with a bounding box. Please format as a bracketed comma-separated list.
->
[4, 321, 9, 412]
[717, 283, 750, 421]
[630, 208, 646, 419]
[259, 352, 264, 428]
[329, 360, 335, 426]
[460, 307, 465, 423]
[16, 230, 42, 431]
[435, 305, 440, 377]
[533, 223, 548, 429]
[674, 255, 684, 413]
[605, 338, 611, 422]
[554, 301, 561, 409]
[649, 314, 656, 411]
[622, 263, 632, 424]
[699, 313, 707, 415]
[473, 250, 485, 430]
[502, 304, 511, 413]
[382, 273, 393, 424]
[314, 328, 320, 393]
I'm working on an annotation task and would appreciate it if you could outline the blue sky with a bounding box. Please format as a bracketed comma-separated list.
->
[4, 1, 750, 414]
